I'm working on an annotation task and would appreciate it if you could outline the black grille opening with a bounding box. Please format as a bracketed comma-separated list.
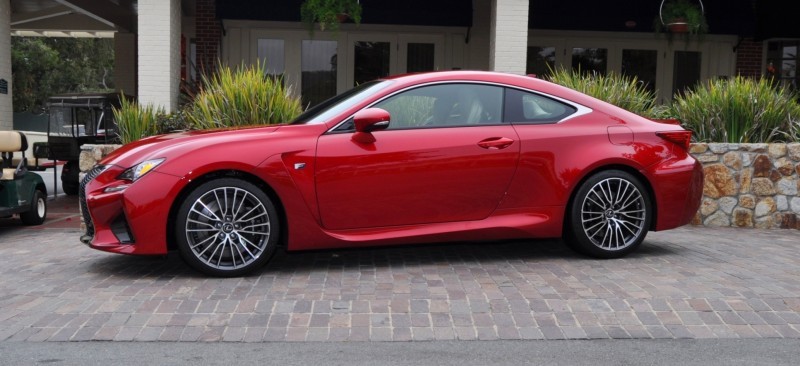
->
[79, 165, 107, 240]
[110, 213, 134, 244]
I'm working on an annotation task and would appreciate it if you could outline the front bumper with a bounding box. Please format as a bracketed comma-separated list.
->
[80, 165, 182, 255]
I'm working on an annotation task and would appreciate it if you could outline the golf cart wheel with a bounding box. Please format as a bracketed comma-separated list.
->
[21, 190, 47, 225]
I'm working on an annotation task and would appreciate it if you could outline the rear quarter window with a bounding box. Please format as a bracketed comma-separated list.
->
[504, 88, 576, 124]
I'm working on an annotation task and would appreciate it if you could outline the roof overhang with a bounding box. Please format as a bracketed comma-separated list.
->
[10, 0, 135, 38]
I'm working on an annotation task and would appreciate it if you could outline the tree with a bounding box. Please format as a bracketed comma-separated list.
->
[11, 37, 115, 112]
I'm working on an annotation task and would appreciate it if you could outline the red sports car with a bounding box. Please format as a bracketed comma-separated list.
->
[80, 71, 703, 276]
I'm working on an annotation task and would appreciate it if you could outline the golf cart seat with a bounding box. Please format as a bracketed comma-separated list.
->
[0, 131, 28, 181]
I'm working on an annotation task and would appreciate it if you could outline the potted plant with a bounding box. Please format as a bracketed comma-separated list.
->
[301, 0, 362, 33]
[655, 0, 708, 35]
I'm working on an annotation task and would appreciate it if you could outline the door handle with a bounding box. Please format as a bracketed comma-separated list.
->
[477, 137, 515, 150]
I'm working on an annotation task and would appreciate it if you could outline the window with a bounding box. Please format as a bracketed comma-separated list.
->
[766, 40, 799, 90]
[407, 43, 436, 72]
[673, 51, 701, 97]
[373, 84, 504, 129]
[622, 49, 658, 94]
[257, 39, 285, 78]
[572, 48, 607, 75]
[526, 46, 555, 77]
[504, 88, 576, 124]
[354, 41, 391, 86]
[302, 40, 338, 107]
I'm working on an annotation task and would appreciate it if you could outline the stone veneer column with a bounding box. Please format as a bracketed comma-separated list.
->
[489, 0, 529, 74]
[137, 0, 181, 112]
[0, 0, 12, 130]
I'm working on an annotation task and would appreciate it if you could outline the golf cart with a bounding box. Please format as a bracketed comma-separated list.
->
[47, 93, 124, 195]
[0, 131, 47, 225]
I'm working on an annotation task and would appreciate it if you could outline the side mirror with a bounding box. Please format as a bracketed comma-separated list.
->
[352, 108, 390, 144]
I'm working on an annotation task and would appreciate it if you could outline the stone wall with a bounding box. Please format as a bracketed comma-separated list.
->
[690, 143, 800, 229]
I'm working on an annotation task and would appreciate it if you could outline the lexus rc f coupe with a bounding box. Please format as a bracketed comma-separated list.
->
[80, 71, 703, 276]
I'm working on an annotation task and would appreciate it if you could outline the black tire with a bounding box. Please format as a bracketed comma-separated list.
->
[565, 170, 651, 258]
[62, 182, 79, 196]
[175, 178, 280, 277]
[21, 190, 47, 225]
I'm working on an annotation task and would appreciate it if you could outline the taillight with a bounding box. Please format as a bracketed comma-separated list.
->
[656, 130, 693, 150]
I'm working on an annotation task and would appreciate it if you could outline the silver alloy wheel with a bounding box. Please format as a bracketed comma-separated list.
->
[579, 177, 646, 250]
[184, 186, 271, 270]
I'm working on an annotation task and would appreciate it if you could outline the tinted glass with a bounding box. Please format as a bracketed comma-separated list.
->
[526, 46, 555, 77]
[407, 43, 435, 72]
[572, 48, 607, 75]
[354, 41, 390, 86]
[291, 80, 391, 125]
[302, 40, 338, 107]
[373, 84, 504, 129]
[504, 88, 576, 124]
[673, 51, 701, 97]
[622, 49, 658, 94]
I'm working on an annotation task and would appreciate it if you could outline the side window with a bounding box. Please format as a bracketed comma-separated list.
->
[504, 88, 576, 124]
[374, 84, 503, 129]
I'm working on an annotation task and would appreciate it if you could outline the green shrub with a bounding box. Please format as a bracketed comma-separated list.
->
[546, 67, 658, 118]
[113, 96, 162, 144]
[671, 76, 800, 143]
[187, 62, 303, 129]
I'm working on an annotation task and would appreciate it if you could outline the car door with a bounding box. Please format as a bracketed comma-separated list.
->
[315, 83, 520, 230]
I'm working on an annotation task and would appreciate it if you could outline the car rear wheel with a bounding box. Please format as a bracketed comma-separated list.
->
[175, 178, 280, 277]
[20, 190, 47, 225]
[566, 170, 651, 258]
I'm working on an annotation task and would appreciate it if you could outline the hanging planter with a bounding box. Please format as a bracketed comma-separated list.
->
[301, 0, 362, 34]
[655, 0, 708, 35]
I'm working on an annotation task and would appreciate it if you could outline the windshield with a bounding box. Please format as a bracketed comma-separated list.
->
[291, 80, 392, 125]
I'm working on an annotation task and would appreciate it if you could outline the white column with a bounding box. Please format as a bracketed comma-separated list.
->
[0, 0, 12, 130]
[137, 0, 180, 112]
[489, 0, 529, 74]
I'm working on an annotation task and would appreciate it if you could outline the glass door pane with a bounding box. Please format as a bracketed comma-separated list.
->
[257, 39, 285, 78]
[526, 46, 555, 77]
[302, 40, 338, 107]
[622, 49, 658, 94]
[354, 41, 390, 86]
[673, 51, 701, 97]
[407, 43, 435, 72]
[572, 48, 607, 75]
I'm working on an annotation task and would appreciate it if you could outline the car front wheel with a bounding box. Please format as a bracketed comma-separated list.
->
[175, 178, 280, 276]
[566, 170, 651, 258]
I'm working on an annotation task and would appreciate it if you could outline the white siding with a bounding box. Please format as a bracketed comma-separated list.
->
[137, 0, 180, 112]
[489, 0, 529, 74]
[0, 0, 12, 130]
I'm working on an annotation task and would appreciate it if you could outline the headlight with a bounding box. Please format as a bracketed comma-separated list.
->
[117, 158, 165, 182]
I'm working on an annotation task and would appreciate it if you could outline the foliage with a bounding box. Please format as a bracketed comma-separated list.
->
[113, 96, 162, 145]
[670, 76, 800, 143]
[655, 0, 709, 35]
[545, 67, 659, 118]
[11, 37, 114, 112]
[301, 0, 362, 33]
[186, 62, 303, 129]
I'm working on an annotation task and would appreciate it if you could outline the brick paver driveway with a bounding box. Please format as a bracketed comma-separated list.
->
[1, 206, 799, 341]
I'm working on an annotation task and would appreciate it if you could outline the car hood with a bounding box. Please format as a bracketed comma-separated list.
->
[100, 125, 283, 168]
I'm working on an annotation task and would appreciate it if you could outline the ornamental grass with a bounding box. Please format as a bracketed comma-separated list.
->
[113, 95, 162, 144]
[186, 61, 303, 129]
[671, 76, 800, 143]
[546, 67, 659, 118]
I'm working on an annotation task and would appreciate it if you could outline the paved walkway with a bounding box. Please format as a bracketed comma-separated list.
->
[1, 198, 799, 342]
